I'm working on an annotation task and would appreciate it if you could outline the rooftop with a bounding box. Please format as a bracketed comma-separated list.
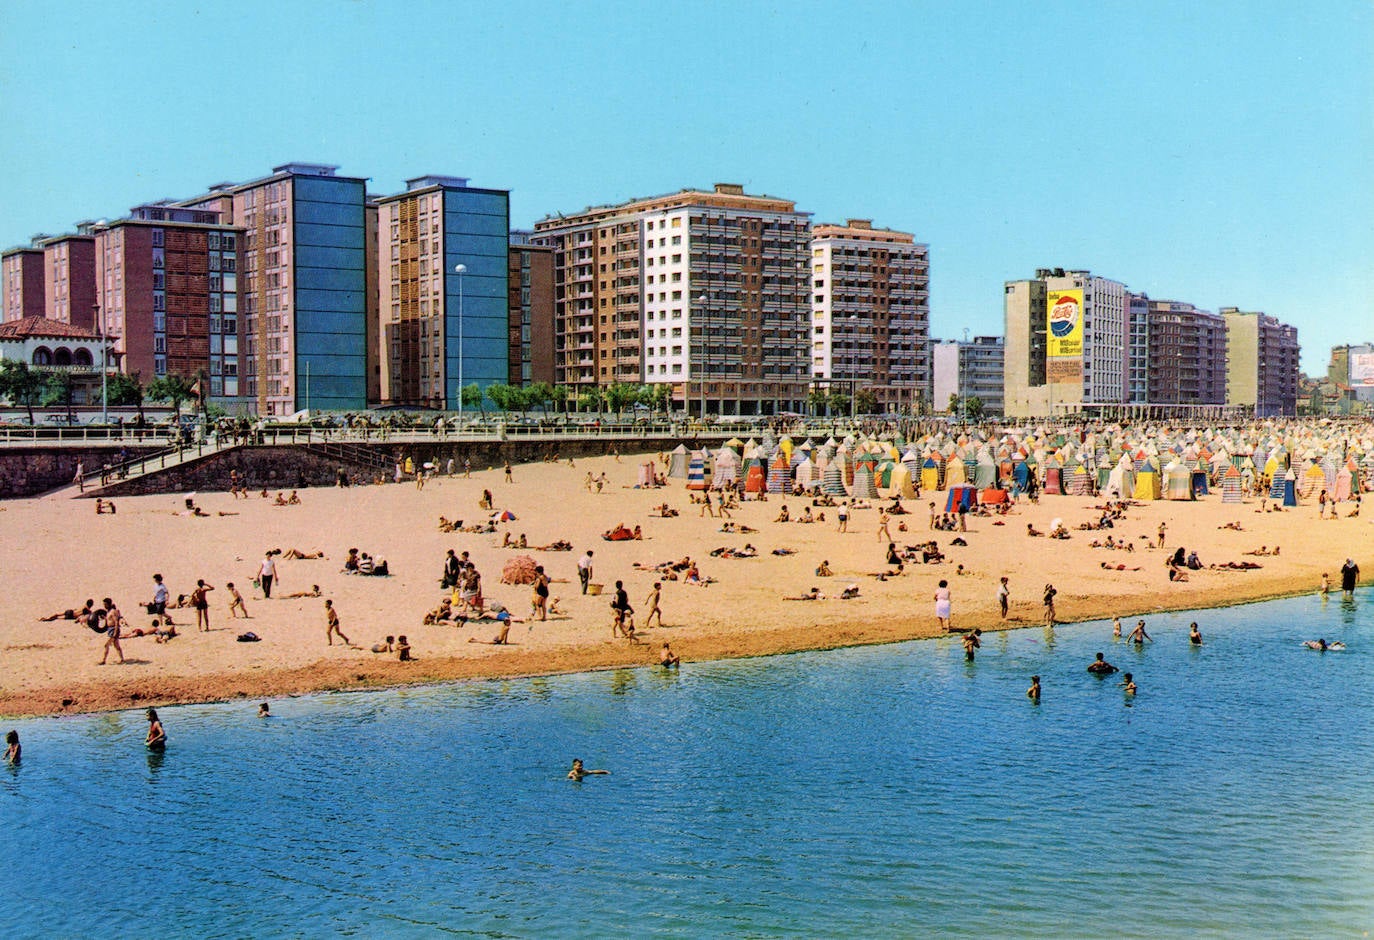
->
[0, 317, 104, 341]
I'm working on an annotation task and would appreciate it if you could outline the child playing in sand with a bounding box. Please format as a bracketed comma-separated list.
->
[227, 582, 249, 618]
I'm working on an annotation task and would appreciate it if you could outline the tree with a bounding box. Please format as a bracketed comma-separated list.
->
[550, 385, 571, 414]
[828, 391, 851, 416]
[147, 374, 196, 418]
[42, 370, 76, 424]
[526, 381, 555, 413]
[854, 388, 878, 416]
[484, 383, 520, 413]
[576, 389, 603, 413]
[964, 396, 985, 420]
[648, 382, 672, 415]
[0, 360, 47, 424]
[807, 388, 830, 417]
[107, 372, 146, 422]
[604, 382, 636, 415]
[460, 382, 485, 414]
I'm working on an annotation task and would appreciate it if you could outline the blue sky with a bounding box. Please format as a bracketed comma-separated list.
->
[2, 0, 1369, 373]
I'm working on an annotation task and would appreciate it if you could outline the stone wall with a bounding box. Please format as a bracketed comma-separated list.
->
[0, 446, 162, 499]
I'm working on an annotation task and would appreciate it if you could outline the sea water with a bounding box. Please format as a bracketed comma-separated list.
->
[3, 591, 1372, 938]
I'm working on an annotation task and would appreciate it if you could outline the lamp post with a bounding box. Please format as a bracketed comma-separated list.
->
[454, 263, 466, 419]
[694, 293, 708, 419]
[961, 327, 970, 424]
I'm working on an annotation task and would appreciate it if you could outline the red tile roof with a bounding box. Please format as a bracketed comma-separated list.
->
[0, 316, 103, 340]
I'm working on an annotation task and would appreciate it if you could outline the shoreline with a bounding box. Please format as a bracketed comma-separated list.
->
[1, 575, 1338, 719]
[1, 449, 1366, 720]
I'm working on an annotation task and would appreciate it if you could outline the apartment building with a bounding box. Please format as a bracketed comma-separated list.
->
[960, 336, 1005, 415]
[810, 219, 930, 413]
[1126, 291, 1150, 404]
[1145, 300, 1226, 406]
[1221, 307, 1299, 416]
[1003, 268, 1126, 417]
[42, 232, 98, 329]
[374, 176, 510, 408]
[533, 183, 812, 415]
[179, 163, 369, 414]
[93, 205, 245, 404]
[1, 247, 46, 322]
[508, 233, 555, 387]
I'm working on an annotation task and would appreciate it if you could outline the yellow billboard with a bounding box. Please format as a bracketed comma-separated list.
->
[1046, 289, 1083, 358]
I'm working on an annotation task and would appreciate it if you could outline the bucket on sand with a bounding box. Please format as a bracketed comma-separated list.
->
[587, 583, 604, 596]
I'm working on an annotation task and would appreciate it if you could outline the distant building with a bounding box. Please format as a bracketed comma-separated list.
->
[932, 340, 960, 412]
[960, 336, 1005, 416]
[810, 219, 930, 413]
[1, 246, 46, 322]
[1003, 268, 1126, 417]
[41, 232, 98, 329]
[179, 163, 371, 414]
[0, 316, 115, 406]
[1220, 307, 1299, 416]
[508, 233, 555, 387]
[374, 176, 510, 409]
[1325, 342, 1374, 413]
[534, 183, 812, 415]
[1126, 291, 1150, 404]
[93, 205, 246, 406]
[1145, 300, 1227, 406]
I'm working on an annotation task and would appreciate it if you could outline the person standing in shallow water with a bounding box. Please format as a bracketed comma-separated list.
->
[145, 709, 167, 750]
[1027, 676, 1041, 703]
[1340, 558, 1359, 598]
[934, 580, 952, 632]
[4, 730, 19, 763]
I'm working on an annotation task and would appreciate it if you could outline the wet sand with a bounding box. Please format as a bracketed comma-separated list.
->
[2, 453, 1369, 716]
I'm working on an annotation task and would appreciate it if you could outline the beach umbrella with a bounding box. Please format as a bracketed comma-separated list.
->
[501, 555, 540, 585]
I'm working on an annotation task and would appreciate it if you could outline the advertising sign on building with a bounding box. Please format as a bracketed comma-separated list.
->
[1046, 288, 1083, 382]
[1350, 352, 1374, 387]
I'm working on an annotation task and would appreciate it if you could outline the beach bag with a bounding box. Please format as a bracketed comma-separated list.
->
[236, 632, 261, 643]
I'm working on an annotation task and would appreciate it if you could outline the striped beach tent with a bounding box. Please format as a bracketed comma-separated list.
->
[766, 451, 790, 493]
[712, 447, 740, 488]
[901, 447, 922, 478]
[1268, 469, 1286, 500]
[686, 451, 708, 490]
[794, 456, 817, 491]
[744, 455, 767, 493]
[822, 460, 847, 496]
[1067, 464, 1092, 496]
[1221, 464, 1243, 504]
[852, 463, 880, 499]
[1300, 463, 1325, 500]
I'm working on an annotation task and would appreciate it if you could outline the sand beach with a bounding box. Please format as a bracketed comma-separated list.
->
[1, 445, 1370, 717]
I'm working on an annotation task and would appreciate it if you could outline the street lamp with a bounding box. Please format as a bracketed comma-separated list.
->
[454, 263, 466, 418]
[961, 327, 970, 424]
[694, 293, 708, 419]
[95, 302, 108, 426]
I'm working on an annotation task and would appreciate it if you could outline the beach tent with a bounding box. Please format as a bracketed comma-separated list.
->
[1163, 460, 1193, 500]
[766, 452, 791, 493]
[889, 461, 916, 498]
[793, 456, 816, 491]
[901, 447, 922, 479]
[921, 456, 941, 492]
[973, 453, 998, 489]
[668, 444, 690, 479]
[1132, 459, 1161, 500]
[1042, 456, 1062, 496]
[822, 461, 847, 496]
[944, 454, 967, 487]
[712, 447, 740, 488]
[1066, 464, 1092, 496]
[1191, 467, 1210, 497]
[1221, 465, 1243, 504]
[744, 456, 767, 493]
[852, 463, 880, 499]
[686, 451, 708, 491]
[945, 482, 978, 512]
[1335, 461, 1354, 501]
[1300, 463, 1326, 500]
[875, 458, 897, 489]
[1012, 458, 1030, 494]
[637, 462, 655, 487]
[1268, 470, 1286, 500]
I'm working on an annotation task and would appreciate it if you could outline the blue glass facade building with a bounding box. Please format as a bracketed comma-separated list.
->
[442, 186, 510, 406]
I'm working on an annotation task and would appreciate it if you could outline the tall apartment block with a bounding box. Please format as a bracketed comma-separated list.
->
[1145, 300, 1226, 406]
[374, 176, 510, 408]
[508, 232, 555, 387]
[810, 219, 930, 413]
[1003, 268, 1126, 417]
[960, 336, 1005, 415]
[93, 205, 245, 404]
[533, 183, 812, 415]
[42, 232, 98, 328]
[179, 163, 369, 415]
[1126, 292, 1150, 404]
[1, 246, 46, 322]
[1221, 307, 1299, 416]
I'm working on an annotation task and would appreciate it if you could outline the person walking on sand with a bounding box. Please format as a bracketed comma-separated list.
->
[934, 579, 952, 632]
[324, 599, 351, 646]
[643, 582, 663, 628]
[191, 579, 215, 632]
[837, 501, 850, 533]
[98, 598, 125, 665]
[504, 461, 513, 483]
[577, 550, 594, 595]
[74, 461, 84, 492]
[227, 582, 249, 619]
[1043, 583, 1058, 626]
[259, 551, 278, 599]
[1157, 522, 1166, 549]
[877, 510, 892, 542]
[531, 565, 550, 621]
[997, 576, 1010, 620]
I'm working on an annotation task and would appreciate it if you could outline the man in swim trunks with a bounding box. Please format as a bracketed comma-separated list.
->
[1087, 652, 1118, 674]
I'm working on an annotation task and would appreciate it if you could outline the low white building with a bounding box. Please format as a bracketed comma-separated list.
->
[0, 316, 117, 405]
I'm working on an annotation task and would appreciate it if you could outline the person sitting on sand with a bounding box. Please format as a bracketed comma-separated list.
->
[815, 559, 833, 577]
[273, 492, 290, 506]
[342, 548, 361, 573]
[839, 584, 860, 600]
[1087, 652, 1119, 674]
[603, 523, 635, 541]
[775, 505, 791, 523]
[1027, 523, 1044, 537]
[396, 635, 412, 661]
[479, 489, 494, 510]
[567, 758, 609, 780]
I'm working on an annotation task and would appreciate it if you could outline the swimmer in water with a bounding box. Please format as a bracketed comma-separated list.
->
[1304, 638, 1345, 651]
[1127, 620, 1152, 644]
[567, 758, 610, 780]
[1122, 673, 1137, 695]
[1087, 652, 1119, 675]
[1189, 622, 1202, 645]
[962, 628, 982, 661]
[1027, 676, 1041, 702]
[1112, 617, 1122, 638]
[258, 703, 271, 718]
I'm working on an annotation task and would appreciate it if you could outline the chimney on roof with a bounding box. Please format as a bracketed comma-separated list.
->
[846, 219, 873, 230]
[713, 183, 745, 196]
